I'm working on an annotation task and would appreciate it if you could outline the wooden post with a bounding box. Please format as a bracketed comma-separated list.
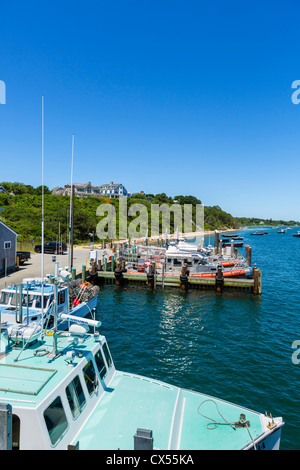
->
[214, 231, 219, 255]
[162, 261, 165, 289]
[180, 264, 189, 290]
[91, 261, 96, 275]
[215, 265, 224, 293]
[71, 267, 76, 280]
[114, 261, 123, 286]
[252, 266, 261, 295]
[147, 263, 155, 288]
[247, 246, 252, 266]
[257, 268, 262, 294]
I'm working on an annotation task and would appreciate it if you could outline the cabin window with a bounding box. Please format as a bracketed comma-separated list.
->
[22, 294, 35, 307]
[59, 291, 66, 305]
[66, 375, 86, 419]
[35, 295, 48, 309]
[10, 293, 17, 306]
[102, 343, 112, 369]
[83, 361, 97, 396]
[0, 292, 9, 304]
[184, 259, 192, 267]
[4, 241, 11, 249]
[44, 396, 68, 446]
[173, 259, 182, 266]
[94, 350, 107, 379]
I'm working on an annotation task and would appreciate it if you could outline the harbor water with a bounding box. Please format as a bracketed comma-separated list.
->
[95, 227, 300, 450]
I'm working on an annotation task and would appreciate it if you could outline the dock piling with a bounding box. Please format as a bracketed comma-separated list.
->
[180, 264, 189, 290]
[82, 265, 86, 283]
[215, 265, 224, 293]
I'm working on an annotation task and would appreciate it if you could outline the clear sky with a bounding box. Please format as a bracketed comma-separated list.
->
[0, 0, 300, 220]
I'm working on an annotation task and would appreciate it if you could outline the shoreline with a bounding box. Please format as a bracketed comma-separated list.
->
[76, 228, 242, 249]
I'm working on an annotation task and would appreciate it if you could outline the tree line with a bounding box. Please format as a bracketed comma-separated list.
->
[3, 182, 296, 245]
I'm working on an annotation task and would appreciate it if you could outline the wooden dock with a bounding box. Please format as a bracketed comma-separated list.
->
[95, 267, 262, 295]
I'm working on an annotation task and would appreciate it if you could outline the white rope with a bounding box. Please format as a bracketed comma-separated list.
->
[197, 399, 236, 431]
[197, 399, 257, 450]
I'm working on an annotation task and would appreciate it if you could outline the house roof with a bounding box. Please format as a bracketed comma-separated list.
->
[0, 220, 18, 237]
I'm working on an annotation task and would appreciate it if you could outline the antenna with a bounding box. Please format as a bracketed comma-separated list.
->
[68, 134, 75, 271]
[41, 96, 45, 329]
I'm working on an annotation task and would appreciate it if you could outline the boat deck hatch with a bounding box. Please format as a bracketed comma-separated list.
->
[0, 363, 57, 396]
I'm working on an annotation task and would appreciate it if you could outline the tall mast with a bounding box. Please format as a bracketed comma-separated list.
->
[68, 134, 74, 271]
[41, 96, 45, 328]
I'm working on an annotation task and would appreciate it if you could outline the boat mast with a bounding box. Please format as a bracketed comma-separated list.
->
[41, 96, 45, 329]
[68, 134, 74, 271]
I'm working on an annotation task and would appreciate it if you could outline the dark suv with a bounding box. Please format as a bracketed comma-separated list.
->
[34, 241, 68, 254]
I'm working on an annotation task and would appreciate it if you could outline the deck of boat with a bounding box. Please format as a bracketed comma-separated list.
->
[72, 370, 265, 450]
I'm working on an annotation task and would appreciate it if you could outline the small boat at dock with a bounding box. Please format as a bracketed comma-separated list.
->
[0, 265, 99, 333]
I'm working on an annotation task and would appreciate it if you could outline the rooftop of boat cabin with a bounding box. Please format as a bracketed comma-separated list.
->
[0, 331, 102, 408]
[1, 281, 67, 294]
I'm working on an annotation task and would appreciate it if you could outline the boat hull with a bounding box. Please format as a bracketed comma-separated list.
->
[243, 424, 283, 450]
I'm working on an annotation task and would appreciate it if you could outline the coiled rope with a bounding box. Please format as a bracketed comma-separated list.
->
[197, 399, 257, 449]
[197, 399, 236, 431]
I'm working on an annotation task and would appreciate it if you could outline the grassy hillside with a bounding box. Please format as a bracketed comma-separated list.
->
[0, 185, 240, 244]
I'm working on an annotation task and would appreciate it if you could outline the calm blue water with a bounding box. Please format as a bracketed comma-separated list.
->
[95, 227, 300, 450]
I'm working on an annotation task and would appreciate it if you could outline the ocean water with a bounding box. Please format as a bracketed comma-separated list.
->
[95, 227, 300, 450]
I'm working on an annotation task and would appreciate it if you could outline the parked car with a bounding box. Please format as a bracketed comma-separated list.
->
[34, 241, 68, 254]
[16, 251, 31, 265]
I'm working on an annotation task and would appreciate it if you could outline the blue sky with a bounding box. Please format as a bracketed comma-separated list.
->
[0, 0, 300, 220]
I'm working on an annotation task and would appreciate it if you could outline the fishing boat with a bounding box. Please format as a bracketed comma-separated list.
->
[293, 231, 300, 238]
[0, 264, 99, 334]
[220, 233, 239, 238]
[251, 231, 268, 236]
[277, 229, 286, 234]
[0, 312, 284, 450]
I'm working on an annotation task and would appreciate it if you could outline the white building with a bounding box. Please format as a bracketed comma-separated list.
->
[99, 182, 130, 199]
[52, 181, 130, 199]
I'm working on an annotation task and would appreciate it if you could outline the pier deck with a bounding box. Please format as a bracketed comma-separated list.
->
[96, 269, 261, 294]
